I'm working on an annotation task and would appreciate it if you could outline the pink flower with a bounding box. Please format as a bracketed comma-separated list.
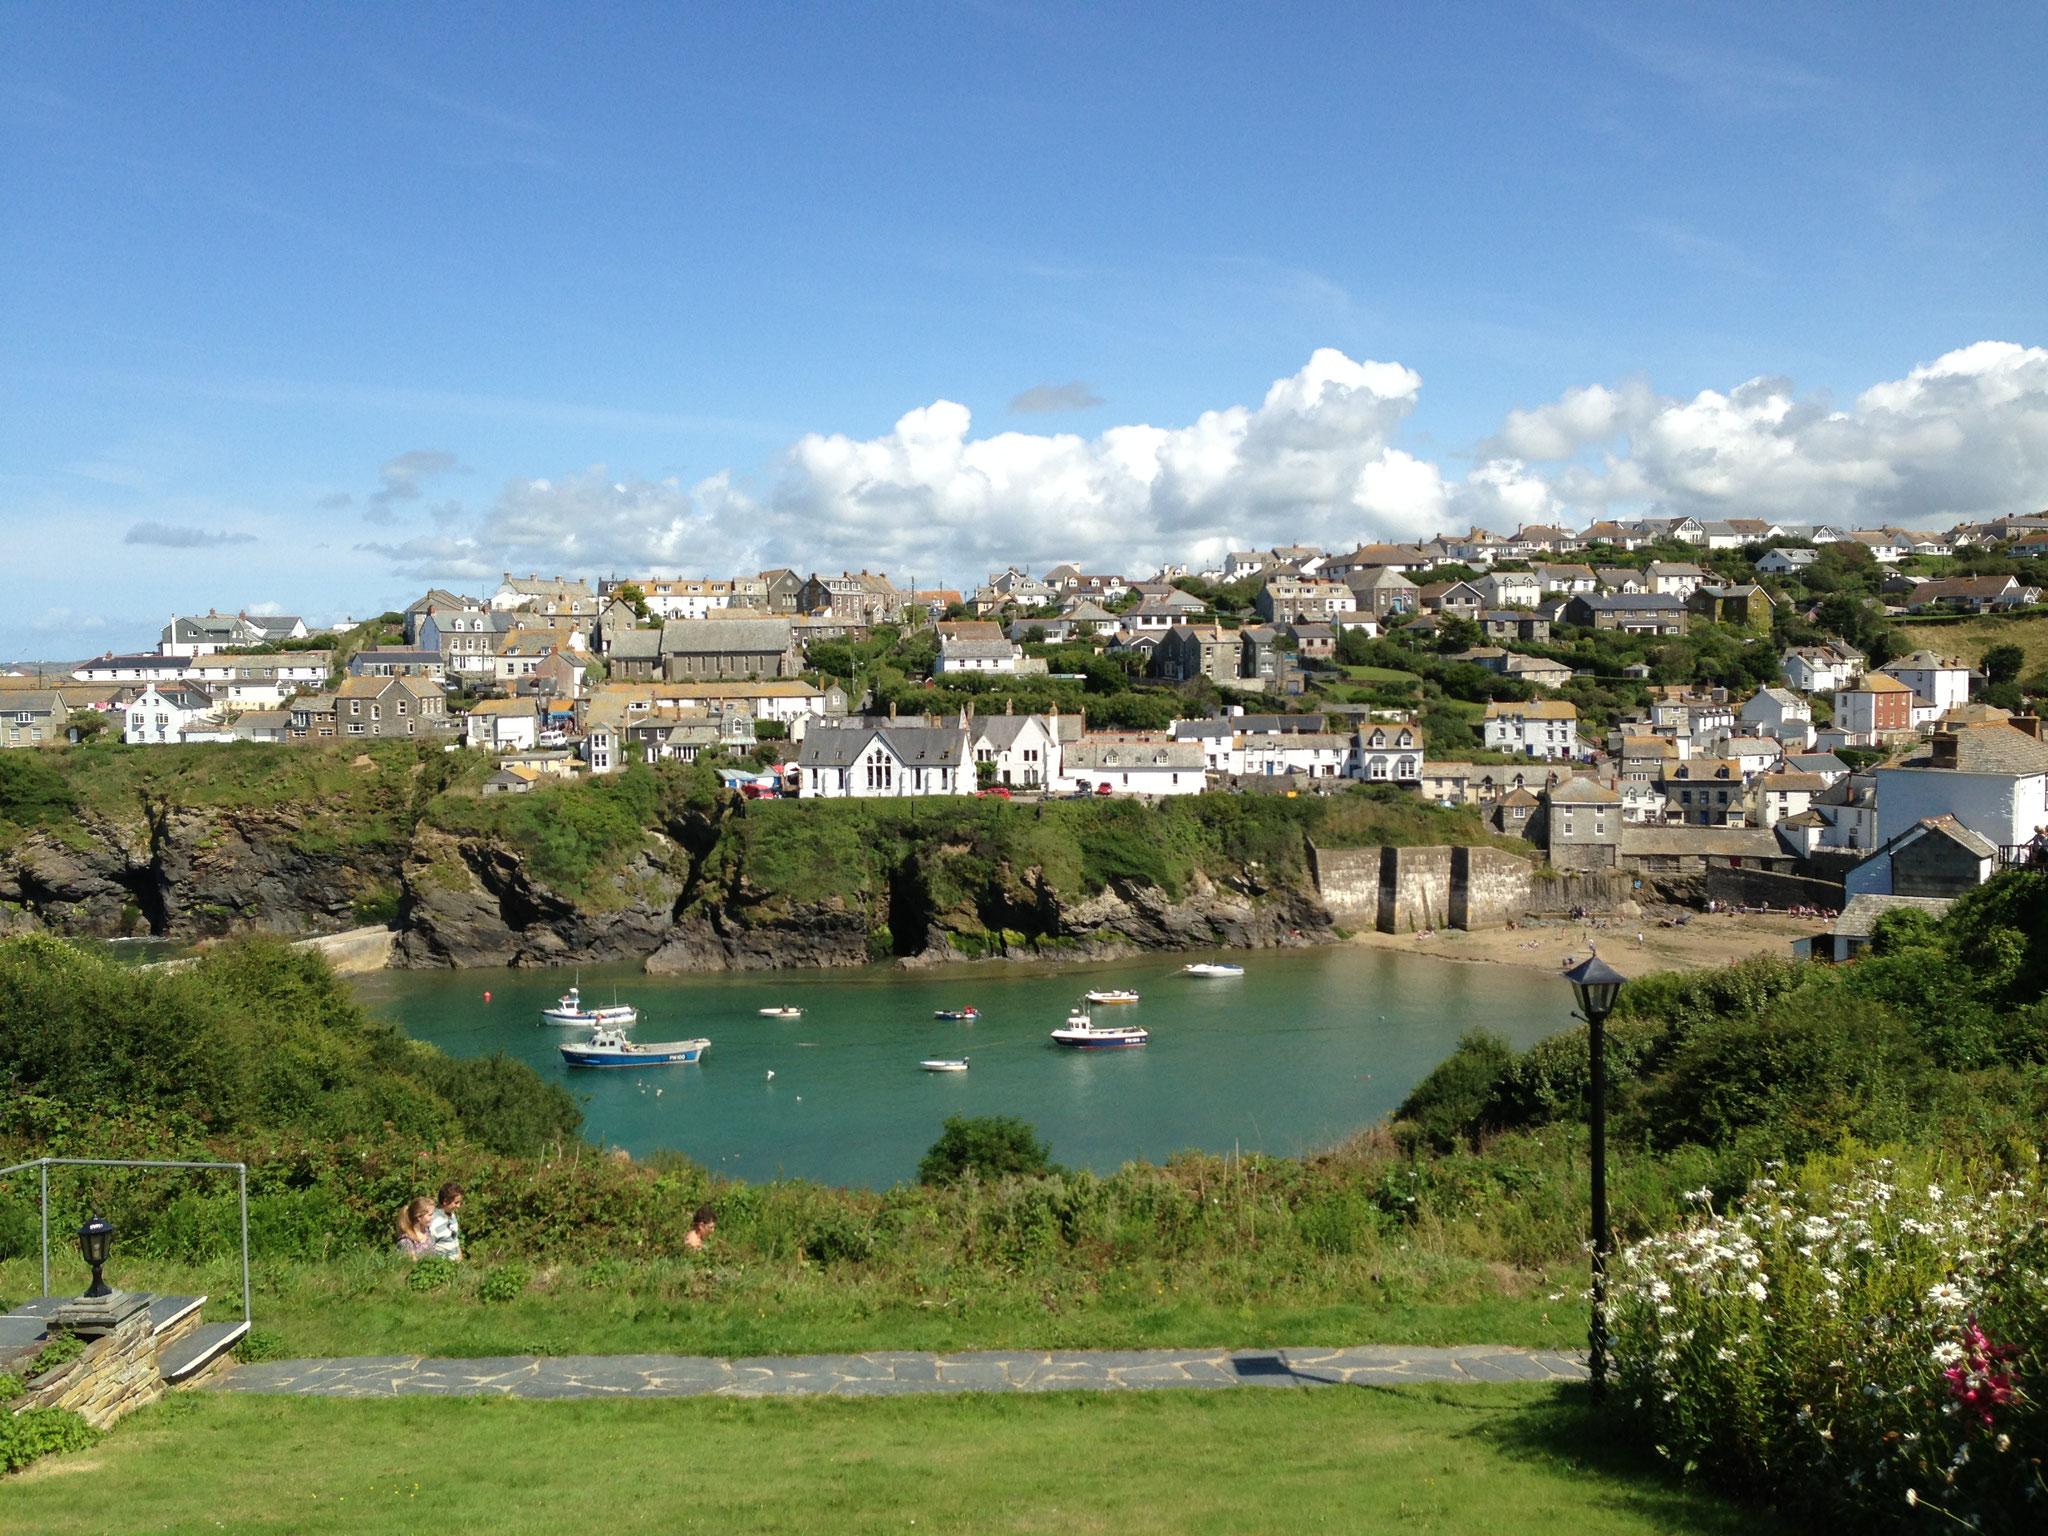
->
[1942, 1321, 2019, 1428]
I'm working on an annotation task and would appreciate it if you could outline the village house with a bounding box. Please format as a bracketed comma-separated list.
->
[1738, 687, 1815, 750]
[1125, 591, 1210, 632]
[1481, 699, 1582, 760]
[492, 573, 598, 617]
[1543, 777, 1622, 871]
[969, 711, 1063, 789]
[657, 617, 805, 680]
[123, 683, 217, 744]
[1593, 566, 1646, 593]
[404, 590, 485, 643]
[348, 648, 447, 682]
[1780, 642, 1866, 693]
[1843, 816, 2001, 901]
[1755, 547, 1819, 576]
[2, 690, 68, 748]
[71, 654, 193, 684]
[1474, 570, 1542, 609]
[1879, 651, 1973, 714]
[333, 675, 449, 738]
[1687, 584, 1776, 628]
[1644, 561, 1709, 598]
[1531, 563, 1599, 595]
[1661, 758, 1745, 826]
[936, 636, 1038, 675]
[1417, 579, 1486, 617]
[1562, 593, 1689, 634]
[1255, 576, 1357, 624]
[1055, 734, 1206, 796]
[1905, 576, 2042, 614]
[1477, 610, 1551, 643]
[1154, 623, 1242, 687]
[159, 611, 308, 657]
[796, 720, 972, 799]
[1350, 720, 1425, 784]
[1748, 770, 1829, 828]
[1874, 719, 2048, 854]
[463, 697, 541, 752]
[287, 693, 338, 739]
[1832, 673, 1919, 743]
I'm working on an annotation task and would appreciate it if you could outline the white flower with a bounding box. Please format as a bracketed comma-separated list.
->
[1926, 1282, 1967, 1311]
[1906, 1489, 1918, 1507]
[1930, 1341, 1965, 1368]
[1745, 1280, 1768, 1303]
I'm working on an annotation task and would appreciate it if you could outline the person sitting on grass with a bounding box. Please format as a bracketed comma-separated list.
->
[429, 1182, 465, 1261]
[395, 1196, 435, 1260]
[684, 1205, 717, 1250]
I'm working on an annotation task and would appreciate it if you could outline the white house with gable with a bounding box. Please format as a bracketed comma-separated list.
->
[124, 683, 217, 744]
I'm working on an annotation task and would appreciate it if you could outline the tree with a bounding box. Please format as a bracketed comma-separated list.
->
[66, 709, 108, 744]
[917, 1115, 1057, 1184]
[1982, 644, 2026, 686]
[612, 583, 652, 621]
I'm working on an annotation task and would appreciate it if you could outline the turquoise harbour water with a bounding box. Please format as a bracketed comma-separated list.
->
[353, 947, 1576, 1189]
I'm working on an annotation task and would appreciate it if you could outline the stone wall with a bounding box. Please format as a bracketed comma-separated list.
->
[1305, 844, 1380, 919]
[1378, 845, 1453, 933]
[17, 1306, 167, 1430]
[1526, 869, 1639, 917]
[1448, 846, 1535, 929]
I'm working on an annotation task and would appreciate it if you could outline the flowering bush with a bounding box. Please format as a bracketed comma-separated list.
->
[1610, 1161, 2046, 1527]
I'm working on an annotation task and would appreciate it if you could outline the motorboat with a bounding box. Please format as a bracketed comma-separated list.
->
[933, 1007, 979, 1020]
[758, 1006, 804, 1018]
[1050, 1007, 1148, 1049]
[558, 1026, 710, 1068]
[920, 1057, 970, 1072]
[1083, 989, 1140, 1004]
[541, 984, 639, 1027]
[1179, 962, 1244, 978]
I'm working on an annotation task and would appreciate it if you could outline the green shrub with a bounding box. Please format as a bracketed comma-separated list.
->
[479, 1263, 531, 1302]
[407, 1255, 458, 1293]
[0, 1407, 101, 1472]
[0, 753, 76, 827]
[802, 1212, 876, 1265]
[917, 1115, 1058, 1185]
[236, 1328, 290, 1362]
[1394, 1029, 1514, 1152]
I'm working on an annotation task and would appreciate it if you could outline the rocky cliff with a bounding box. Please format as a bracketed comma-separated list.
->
[4, 793, 1335, 971]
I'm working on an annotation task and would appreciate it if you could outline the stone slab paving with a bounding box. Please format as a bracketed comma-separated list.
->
[212, 1346, 1586, 1401]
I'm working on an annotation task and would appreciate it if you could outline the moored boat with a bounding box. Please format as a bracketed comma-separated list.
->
[933, 1007, 979, 1020]
[1083, 989, 1140, 1004]
[920, 1057, 970, 1072]
[1179, 962, 1244, 978]
[558, 1026, 710, 1068]
[541, 985, 639, 1027]
[1050, 1007, 1148, 1049]
[758, 1006, 804, 1018]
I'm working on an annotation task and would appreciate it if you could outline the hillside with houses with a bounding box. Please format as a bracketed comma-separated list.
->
[7, 512, 2048, 960]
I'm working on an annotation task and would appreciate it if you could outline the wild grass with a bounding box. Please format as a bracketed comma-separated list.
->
[0, 1384, 1784, 1535]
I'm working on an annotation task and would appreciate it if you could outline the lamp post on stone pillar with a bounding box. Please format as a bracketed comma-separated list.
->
[1563, 952, 1625, 1400]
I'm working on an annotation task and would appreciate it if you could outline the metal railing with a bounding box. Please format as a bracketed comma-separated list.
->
[0, 1157, 250, 1325]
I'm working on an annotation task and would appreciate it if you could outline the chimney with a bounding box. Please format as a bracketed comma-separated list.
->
[2013, 715, 2042, 739]
[1930, 731, 1959, 768]
[888, 700, 897, 719]
[1005, 697, 1013, 715]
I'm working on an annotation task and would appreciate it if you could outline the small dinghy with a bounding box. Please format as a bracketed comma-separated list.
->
[1050, 1007, 1149, 1049]
[1083, 989, 1140, 1004]
[920, 1057, 970, 1072]
[933, 1007, 979, 1020]
[1180, 962, 1244, 978]
[541, 984, 639, 1027]
[758, 1006, 804, 1018]
[558, 1026, 709, 1068]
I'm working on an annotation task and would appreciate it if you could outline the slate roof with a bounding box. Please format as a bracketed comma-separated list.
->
[1617, 827, 1790, 858]
[797, 726, 967, 769]
[1832, 893, 1954, 939]
[658, 618, 797, 654]
[1063, 737, 1205, 771]
[1548, 777, 1621, 805]
[1891, 724, 2048, 775]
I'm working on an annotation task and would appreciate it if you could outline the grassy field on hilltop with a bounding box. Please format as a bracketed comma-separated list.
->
[1895, 609, 2048, 679]
[0, 1386, 1778, 1536]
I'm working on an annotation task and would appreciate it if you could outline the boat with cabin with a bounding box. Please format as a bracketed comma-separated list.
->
[920, 1057, 970, 1072]
[1050, 1006, 1149, 1049]
[933, 1007, 979, 1020]
[1083, 989, 1140, 1004]
[1179, 962, 1244, 978]
[540, 983, 639, 1028]
[558, 1026, 710, 1068]
[758, 1006, 804, 1018]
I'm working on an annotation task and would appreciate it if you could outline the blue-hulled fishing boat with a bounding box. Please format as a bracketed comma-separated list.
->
[558, 1026, 709, 1068]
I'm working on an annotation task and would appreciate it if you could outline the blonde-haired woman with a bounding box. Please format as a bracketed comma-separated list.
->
[395, 1196, 436, 1259]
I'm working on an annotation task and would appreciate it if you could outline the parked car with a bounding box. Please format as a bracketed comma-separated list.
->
[1093, 783, 1114, 796]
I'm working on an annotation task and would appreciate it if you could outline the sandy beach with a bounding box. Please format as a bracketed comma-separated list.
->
[1342, 910, 1829, 980]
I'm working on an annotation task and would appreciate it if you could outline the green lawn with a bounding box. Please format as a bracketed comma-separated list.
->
[1338, 665, 1423, 683]
[0, 1385, 1774, 1535]
[2, 1254, 1586, 1362]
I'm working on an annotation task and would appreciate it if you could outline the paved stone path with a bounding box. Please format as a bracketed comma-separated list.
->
[213, 1346, 1585, 1400]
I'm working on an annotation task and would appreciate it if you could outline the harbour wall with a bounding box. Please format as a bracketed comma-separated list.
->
[1308, 843, 1638, 933]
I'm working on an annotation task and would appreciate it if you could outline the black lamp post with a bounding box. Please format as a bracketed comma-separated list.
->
[77, 1214, 115, 1298]
[1563, 953, 1625, 1400]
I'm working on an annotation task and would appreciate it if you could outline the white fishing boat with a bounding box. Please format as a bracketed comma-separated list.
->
[540, 984, 639, 1027]
[1050, 1006, 1149, 1049]
[1083, 989, 1140, 1004]
[758, 1006, 804, 1018]
[558, 1026, 710, 1068]
[1179, 962, 1244, 978]
[920, 1057, 970, 1072]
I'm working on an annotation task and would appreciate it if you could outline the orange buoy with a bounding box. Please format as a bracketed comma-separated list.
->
[483, 991, 492, 1002]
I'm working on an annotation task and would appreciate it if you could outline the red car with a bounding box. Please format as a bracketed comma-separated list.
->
[1093, 783, 1114, 796]
[975, 786, 1012, 798]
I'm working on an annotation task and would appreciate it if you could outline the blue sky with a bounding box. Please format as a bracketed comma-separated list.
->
[5, 3, 2048, 658]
